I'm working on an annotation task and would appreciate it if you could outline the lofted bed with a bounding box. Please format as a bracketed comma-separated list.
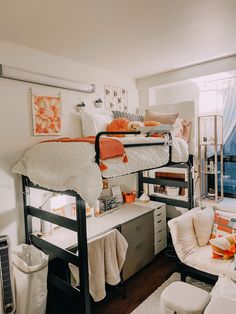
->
[12, 100, 196, 314]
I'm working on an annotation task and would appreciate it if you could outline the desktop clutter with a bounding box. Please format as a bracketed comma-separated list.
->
[95, 185, 150, 217]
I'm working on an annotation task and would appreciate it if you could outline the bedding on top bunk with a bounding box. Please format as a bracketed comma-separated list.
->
[12, 136, 188, 206]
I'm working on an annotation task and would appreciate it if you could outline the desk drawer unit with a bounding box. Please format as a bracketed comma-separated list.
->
[121, 211, 154, 280]
[154, 205, 167, 254]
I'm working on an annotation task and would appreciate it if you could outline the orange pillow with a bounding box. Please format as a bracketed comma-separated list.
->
[210, 234, 236, 259]
[143, 120, 161, 127]
[106, 118, 129, 137]
[144, 120, 164, 137]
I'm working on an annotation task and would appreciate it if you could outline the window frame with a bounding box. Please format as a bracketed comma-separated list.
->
[208, 155, 236, 198]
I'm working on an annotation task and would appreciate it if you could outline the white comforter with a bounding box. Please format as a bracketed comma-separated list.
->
[12, 137, 188, 206]
[103, 136, 188, 178]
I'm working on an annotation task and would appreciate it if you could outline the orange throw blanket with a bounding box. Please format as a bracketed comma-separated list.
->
[41, 136, 128, 171]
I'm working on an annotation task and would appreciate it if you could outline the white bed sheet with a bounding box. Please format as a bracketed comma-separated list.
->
[12, 137, 188, 206]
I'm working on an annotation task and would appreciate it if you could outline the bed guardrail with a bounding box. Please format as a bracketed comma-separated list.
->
[95, 131, 173, 165]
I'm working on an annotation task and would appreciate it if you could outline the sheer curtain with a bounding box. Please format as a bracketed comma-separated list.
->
[222, 79, 236, 146]
[205, 79, 236, 157]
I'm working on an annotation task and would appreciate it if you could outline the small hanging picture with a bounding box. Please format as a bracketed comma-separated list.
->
[32, 92, 62, 135]
[104, 85, 128, 112]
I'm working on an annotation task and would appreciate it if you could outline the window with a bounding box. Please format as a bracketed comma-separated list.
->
[208, 125, 236, 198]
[222, 125, 236, 197]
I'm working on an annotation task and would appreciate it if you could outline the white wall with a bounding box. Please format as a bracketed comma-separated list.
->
[155, 81, 200, 105]
[0, 40, 138, 247]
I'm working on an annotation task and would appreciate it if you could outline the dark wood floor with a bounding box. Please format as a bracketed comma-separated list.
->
[47, 250, 178, 314]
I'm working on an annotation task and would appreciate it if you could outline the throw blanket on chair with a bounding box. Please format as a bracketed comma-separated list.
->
[42, 136, 128, 171]
[69, 229, 128, 302]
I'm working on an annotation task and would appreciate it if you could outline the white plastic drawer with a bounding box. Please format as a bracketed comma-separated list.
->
[154, 216, 166, 232]
[154, 206, 166, 221]
[155, 227, 166, 240]
[155, 236, 167, 255]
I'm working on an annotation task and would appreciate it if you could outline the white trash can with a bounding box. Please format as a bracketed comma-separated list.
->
[12, 244, 49, 314]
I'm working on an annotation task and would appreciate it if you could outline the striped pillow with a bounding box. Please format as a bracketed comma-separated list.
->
[112, 110, 144, 122]
[212, 211, 236, 238]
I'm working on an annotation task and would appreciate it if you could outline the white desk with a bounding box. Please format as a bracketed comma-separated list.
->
[40, 200, 162, 250]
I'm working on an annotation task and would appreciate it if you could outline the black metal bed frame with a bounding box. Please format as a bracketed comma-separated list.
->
[22, 176, 91, 314]
[21, 130, 194, 314]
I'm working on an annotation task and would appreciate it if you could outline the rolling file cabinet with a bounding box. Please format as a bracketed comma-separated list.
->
[121, 211, 154, 280]
[154, 204, 167, 254]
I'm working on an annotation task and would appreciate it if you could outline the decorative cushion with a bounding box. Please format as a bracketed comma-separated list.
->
[172, 117, 184, 137]
[172, 118, 192, 142]
[112, 110, 144, 122]
[193, 207, 214, 247]
[210, 234, 236, 259]
[143, 120, 161, 126]
[212, 211, 236, 238]
[106, 118, 129, 137]
[80, 111, 113, 136]
[179, 119, 192, 142]
[144, 110, 178, 125]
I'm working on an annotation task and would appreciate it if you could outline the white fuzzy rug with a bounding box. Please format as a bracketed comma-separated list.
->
[131, 272, 213, 314]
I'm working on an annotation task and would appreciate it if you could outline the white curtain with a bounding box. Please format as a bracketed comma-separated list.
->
[222, 80, 236, 145]
[206, 79, 236, 157]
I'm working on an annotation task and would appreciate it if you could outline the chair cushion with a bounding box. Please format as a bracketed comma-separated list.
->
[168, 208, 200, 262]
[193, 207, 214, 246]
[161, 281, 210, 314]
[184, 245, 236, 281]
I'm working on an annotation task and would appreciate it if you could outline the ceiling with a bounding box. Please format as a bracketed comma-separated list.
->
[0, 0, 236, 78]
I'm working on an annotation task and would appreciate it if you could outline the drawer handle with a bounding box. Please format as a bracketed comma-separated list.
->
[156, 213, 162, 217]
[136, 241, 144, 248]
[157, 220, 162, 223]
[158, 229, 163, 233]
[136, 224, 144, 231]
[158, 239, 162, 243]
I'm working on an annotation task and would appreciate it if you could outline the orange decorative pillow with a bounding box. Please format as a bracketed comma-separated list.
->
[210, 234, 236, 259]
[144, 121, 164, 137]
[143, 120, 161, 127]
[106, 118, 129, 137]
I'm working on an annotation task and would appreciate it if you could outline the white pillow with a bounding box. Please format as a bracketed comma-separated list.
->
[172, 117, 183, 137]
[193, 207, 214, 247]
[80, 111, 113, 136]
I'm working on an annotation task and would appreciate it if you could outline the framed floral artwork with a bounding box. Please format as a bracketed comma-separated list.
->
[32, 93, 62, 135]
[104, 85, 128, 112]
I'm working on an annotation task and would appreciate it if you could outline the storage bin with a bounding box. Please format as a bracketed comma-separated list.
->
[122, 192, 136, 203]
[166, 186, 179, 197]
[12, 244, 49, 314]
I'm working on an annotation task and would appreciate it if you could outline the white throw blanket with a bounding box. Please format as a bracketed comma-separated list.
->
[69, 229, 128, 302]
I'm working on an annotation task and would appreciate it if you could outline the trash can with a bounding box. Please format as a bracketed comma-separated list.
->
[12, 244, 49, 314]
